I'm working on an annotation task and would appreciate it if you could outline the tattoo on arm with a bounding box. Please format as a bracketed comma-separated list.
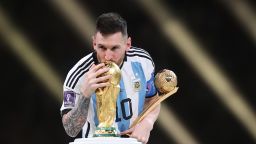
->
[62, 95, 90, 137]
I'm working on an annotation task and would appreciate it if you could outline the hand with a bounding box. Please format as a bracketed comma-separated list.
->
[80, 63, 111, 98]
[120, 119, 153, 144]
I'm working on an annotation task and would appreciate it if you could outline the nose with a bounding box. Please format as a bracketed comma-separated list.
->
[104, 49, 113, 61]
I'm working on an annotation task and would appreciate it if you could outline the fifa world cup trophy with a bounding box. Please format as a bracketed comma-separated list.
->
[93, 61, 121, 137]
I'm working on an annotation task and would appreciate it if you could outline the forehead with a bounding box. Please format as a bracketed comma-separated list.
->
[94, 32, 125, 45]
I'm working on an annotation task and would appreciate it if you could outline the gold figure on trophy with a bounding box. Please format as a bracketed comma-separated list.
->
[94, 61, 121, 137]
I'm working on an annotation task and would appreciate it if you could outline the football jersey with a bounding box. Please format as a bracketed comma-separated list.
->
[60, 47, 157, 138]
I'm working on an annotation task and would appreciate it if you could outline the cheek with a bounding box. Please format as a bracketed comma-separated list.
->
[96, 51, 105, 61]
[115, 51, 123, 59]
[116, 50, 126, 60]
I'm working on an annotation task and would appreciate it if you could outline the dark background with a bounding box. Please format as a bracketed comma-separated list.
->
[1, 0, 256, 144]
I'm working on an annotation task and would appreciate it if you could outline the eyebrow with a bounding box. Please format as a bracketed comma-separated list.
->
[98, 44, 121, 50]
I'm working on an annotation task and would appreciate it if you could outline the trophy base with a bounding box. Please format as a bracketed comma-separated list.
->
[70, 137, 142, 144]
[93, 127, 119, 137]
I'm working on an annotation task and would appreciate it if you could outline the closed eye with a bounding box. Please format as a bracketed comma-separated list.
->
[111, 46, 120, 51]
[98, 45, 107, 51]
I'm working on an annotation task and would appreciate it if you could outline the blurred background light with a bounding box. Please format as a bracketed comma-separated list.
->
[0, 0, 255, 143]
[136, 0, 256, 141]
[0, 7, 62, 102]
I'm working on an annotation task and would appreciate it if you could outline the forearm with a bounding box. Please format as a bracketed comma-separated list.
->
[142, 104, 160, 130]
[142, 97, 161, 130]
[62, 95, 90, 137]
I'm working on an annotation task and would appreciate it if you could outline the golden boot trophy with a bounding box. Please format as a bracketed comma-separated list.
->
[130, 69, 179, 128]
[93, 61, 121, 137]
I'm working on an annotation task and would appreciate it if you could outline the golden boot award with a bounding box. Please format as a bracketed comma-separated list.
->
[93, 61, 121, 137]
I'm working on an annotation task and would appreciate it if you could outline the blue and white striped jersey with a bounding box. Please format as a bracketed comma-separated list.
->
[60, 47, 157, 138]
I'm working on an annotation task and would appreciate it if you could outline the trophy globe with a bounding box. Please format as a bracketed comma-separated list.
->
[155, 69, 177, 94]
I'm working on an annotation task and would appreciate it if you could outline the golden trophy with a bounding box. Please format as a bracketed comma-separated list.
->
[93, 61, 121, 137]
[130, 69, 178, 128]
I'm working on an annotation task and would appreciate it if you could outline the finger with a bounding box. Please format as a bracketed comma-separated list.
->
[120, 134, 131, 138]
[120, 127, 134, 135]
[131, 135, 146, 144]
[91, 63, 105, 72]
[131, 132, 149, 144]
[92, 82, 110, 89]
[87, 66, 109, 80]
[94, 75, 112, 84]
[89, 63, 104, 73]
[140, 137, 147, 144]
[95, 67, 110, 77]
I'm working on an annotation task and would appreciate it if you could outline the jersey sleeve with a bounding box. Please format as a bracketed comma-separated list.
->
[60, 86, 82, 116]
[60, 53, 95, 116]
[146, 71, 157, 98]
[134, 48, 157, 98]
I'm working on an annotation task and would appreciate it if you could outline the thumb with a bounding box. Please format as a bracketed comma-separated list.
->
[120, 127, 134, 135]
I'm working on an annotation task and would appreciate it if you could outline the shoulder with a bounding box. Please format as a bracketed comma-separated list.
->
[126, 46, 154, 67]
[64, 52, 95, 89]
[73, 53, 95, 70]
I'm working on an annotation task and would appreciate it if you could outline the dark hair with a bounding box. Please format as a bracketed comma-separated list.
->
[95, 12, 128, 36]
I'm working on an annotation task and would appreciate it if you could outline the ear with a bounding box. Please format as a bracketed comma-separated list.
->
[126, 37, 131, 51]
[92, 35, 96, 50]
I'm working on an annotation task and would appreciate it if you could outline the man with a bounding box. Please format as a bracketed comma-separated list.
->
[60, 12, 160, 144]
